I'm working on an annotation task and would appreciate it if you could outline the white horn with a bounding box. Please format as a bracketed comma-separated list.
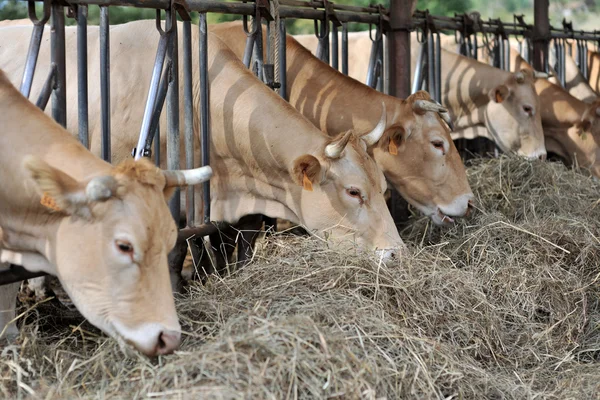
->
[515, 71, 525, 84]
[412, 99, 447, 114]
[361, 102, 387, 146]
[86, 176, 118, 202]
[440, 111, 454, 131]
[163, 166, 213, 188]
[325, 130, 353, 159]
[533, 70, 549, 79]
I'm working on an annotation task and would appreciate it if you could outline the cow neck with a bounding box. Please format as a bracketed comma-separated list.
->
[191, 31, 331, 224]
[0, 79, 111, 255]
[441, 50, 513, 129]
[535, 79, 586, 128]
[285, 38, 406, 137]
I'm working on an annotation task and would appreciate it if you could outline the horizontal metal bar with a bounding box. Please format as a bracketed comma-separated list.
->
[0, 265, 48, 286]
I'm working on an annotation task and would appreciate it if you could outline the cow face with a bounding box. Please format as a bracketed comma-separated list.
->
[291, 131, 405, 261]
[24, 157, 212, 356]
[371, 92, 474, 227]
[485, 69, 546, 160]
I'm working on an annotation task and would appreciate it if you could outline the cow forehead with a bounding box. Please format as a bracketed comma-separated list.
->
[338, 139, 386, 190]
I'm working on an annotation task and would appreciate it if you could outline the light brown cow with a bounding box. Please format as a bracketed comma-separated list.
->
[295, 31, 547, 160]
[0, 69, 213, 355]
[212, 22, 474, 227]
[469, 43, 600, 177]
[0, 21, 404, 263]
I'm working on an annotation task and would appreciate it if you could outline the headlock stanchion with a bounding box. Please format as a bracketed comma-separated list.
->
[76, 4, 89, 149]
[100, 5, 111, 161]
[20, 0, 51, 99]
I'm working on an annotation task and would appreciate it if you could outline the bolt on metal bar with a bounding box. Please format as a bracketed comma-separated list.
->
[183, 19, 195, 226]
[278, 18, 287, 99]
[77, 5, 89, 149]
[134, 25, 169, 160]
[341, 22, 348, 75]
[100, 6, 111, 162]
[166, 8, 181, 222]
[51, 3, 67, 128]
[35, 63, 57, 110]
[199, 12, 211, 224]
[331, 23, 338, 70]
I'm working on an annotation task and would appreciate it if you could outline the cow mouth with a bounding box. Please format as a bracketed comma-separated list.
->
[437, 208, 455, 225]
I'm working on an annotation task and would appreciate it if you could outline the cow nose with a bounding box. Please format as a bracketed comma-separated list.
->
[465, 199, 475, 217]
[538, 153, 547, 161]
[155, 330, 181, 355]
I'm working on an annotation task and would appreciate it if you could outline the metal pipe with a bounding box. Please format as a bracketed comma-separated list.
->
[35, 63, 56, 110]
[376, 39, 383, 92]
[145, 62, 171, 151]
[77, 5, 89, 149]
[366, 28, 380, 88]
[435, 32, 441, 102]
[499, 36, 505, 70]
[0, 265, 48, 286]
[166, 9, 180, 222]
[134, 34, 168, 159]
[242, 33, 256, 68]
[199, 13, 211, 224]
[183, 19, 195, 226]
[427, 30, 435, 99]
[154, 124, 160, 166]
[100, 6, 111, 161]
[473, 33, 478, 60]
[504, 38, 510, 71]
[583, 42, 588, 80]
[533, 0, 550, 73]
[253, 18, 265, 81]
[20, 24, 44, 99]
[331, 23, 338, 70]
[315, 20, 329, 63]
[411, 42, 425, 94]
[278, 18, 287, 99]
[50, 4, 66, 128]
[341, 22, 348, 75]
[560, 39, 566, 87]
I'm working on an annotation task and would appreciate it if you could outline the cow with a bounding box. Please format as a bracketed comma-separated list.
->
[210, 22, 475, 228]
[587, 49, 600, 94]
[0, 21, 404, 284]
[293, 31, 547, 161]
[453, 40, 600, 177]
[548, 48, 597, 103]
[0, 69, 213, 356]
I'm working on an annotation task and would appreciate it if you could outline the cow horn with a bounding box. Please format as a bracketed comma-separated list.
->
[325, 130, 353, 159]
[533, 70, 549, 79]
[412, 99, 447, 114]
[361, 102, 387, 146]
[163, 166, 213, 188]
[515, 71, 525, 84]
[439, 111, 454, 131]
[86, 176, 119, 202]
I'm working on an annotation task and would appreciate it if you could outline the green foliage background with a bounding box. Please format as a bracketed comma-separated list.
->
[0, 0, 597, 32]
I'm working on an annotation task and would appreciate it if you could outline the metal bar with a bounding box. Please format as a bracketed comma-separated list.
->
[411, 42, 425, 94]
[77, 5, 89, 149]
[100, 6, 111, 162]
[35, 63, 56, 110]
[0, 265, 48, 286]
[366, 28, 380, 88]
[533, 0, 550, 73]
[435, 32, 441, 102]
[134, 33, 168, 159]
[583, 41, 588, 80]
[472, 33, 478, 60]
[20, 24, 44, 98]
[253, 18, 265, 81]
[315, 20, 328, 63]
[166, 9, 181, 222]
[242, 33, 256, 68]
[278, 18, 287, 99]
[50, 3, 66, 128]
[504, 38, 510, 71]
[376, 39, 383, 92]
[427, 30, 435, 98]
[560, 39, 566, 87]
[499, 36, 505, 70]
[331, 23, 338, 70]
[145, 62, 171, 151]
[183, 19, 195, 226]
[199, 13, 211, 224]
[341, 22, 348, 75]
[154, 125, 161, 166]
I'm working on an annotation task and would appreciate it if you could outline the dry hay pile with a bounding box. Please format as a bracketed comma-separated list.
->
[1, 156, 600, 399]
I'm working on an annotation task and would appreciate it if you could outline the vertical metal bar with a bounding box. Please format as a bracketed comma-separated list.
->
[99, 6, 111, 162]
[341, 23, 348, 75]
[427, 30, 435, 98]
[411, 42, 425, 94]
[533, 0, 550, 73]
[134, 34, 168, 159]
[499, 37, 505, 70]
[473, 34, 478, 60]
[183, 19, 195, 226]
[376, 39, 384, 92]
[278, 18, 287, 100]
[154, 125, 160, 166]
[199, 13, 211, 224]
[35, 64, 56, 110]
[504, 38, 510, 71]
[435, 32, 441, 102]
[560, 39, 566, 87]
[243, 33, 256, 68]
[166, 9, 180, 222]
[77, 5, 89, 149]
[366, 29, 380, 88]
[331, 23, 339, 70]
[50, 4, 66, 128]
[253, 18, 265, 81]
[20, 24, 45, 98]
[583, 42, 588, 80]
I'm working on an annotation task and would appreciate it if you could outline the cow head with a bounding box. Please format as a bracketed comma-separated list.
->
[484, 69, 546, 160]
[370, 91, 474, 226]
[24, 156, 212, 356]
[290, 124, 405, 260]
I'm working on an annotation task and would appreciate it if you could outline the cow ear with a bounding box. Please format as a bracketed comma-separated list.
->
[292, 155, 323, 191]
[385, 127, 407, 155]
[24, 155, 118, 218]
[490, 85, 510, 103]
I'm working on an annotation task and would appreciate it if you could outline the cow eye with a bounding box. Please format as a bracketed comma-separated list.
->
[431, 140, 445, 153]
[115, 239, 134, 254]
[347, 188, 361, 198]
[523, 105, 533, 115]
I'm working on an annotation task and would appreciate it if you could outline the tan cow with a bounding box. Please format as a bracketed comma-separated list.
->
[469, 43, 600, 177]
[0, 69, 213, 355]
[294, 31, 547, 160]
[211, 22, 474, 227]
[0, 21, 404, 263]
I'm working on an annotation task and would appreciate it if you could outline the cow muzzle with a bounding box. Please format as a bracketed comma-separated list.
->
[432, 193, 475, 226]
[113, 321, 181, 356]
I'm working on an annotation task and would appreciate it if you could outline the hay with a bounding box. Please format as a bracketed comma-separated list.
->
[2, 156, 600, 399]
